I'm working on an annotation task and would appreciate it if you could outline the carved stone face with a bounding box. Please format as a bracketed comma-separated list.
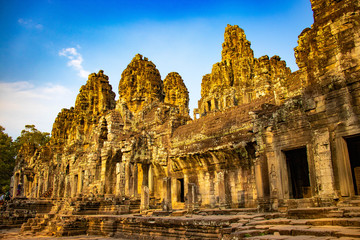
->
[118, 54, 164, 113]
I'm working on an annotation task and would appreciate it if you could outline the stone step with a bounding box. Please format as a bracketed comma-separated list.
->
[340, 206, 360, 217]
[264, 224, 360, 238]
[247, 218, 292, 226]
[288, 207, 344, 219]
[198, 208, 258, 216]
[337, 197, 360, 207]
[305, 217, 360, 227]
[228, 229, 267, 239]
[152, 210, 172, 216]
[170, 210, 187, 216]
[31, 225, 44, 233]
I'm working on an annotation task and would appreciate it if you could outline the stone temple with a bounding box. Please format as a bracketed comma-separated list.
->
[2, 0, 360, 239]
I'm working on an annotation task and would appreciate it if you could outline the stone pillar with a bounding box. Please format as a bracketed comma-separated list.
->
[125, 162, 131, 196]
[133, 164, 138, 197]
[142, 164, 149, 187]
[13, 173, 20, 198]
[255, 163, 264, 199]
[186, 183, 198, 211]
[51, 175, 58, 199]
[23, 174, 29, 198]
[254, 155, 270, 211]
[218, 171, 227, 208]
[149, 165, 154, 195]
[72, 174, 78, 197]
[313, 129, 336, 199]
[120, 163, 125, 196]
[162, 177, 172, 211]
[141, 186, 150, 211]
[65, 175, 70, 198]
[79, 170, 84, 196]
[115, 163, 121, 196]
[100, 151, 108, 195]
[141, 164, 150, 210]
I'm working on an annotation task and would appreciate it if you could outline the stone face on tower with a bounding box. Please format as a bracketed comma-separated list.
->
[221, 24, 254, 61]
[295, 0, 360, 87]
[75, 70, 116, 114]
[51, 70, 116, 148]
[163, 72, 189, 117]
[118, 54, 164, 113]
[197, 25, 292, 117]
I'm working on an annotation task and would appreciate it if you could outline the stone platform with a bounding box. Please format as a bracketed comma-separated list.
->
[8, 203, 360, 239]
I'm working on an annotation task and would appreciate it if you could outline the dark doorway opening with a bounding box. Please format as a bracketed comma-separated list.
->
[284, 147, 311, 199]
[177, 178, 185, 202]
[345, 135, 360, 195]
[207, 101, 211, 112]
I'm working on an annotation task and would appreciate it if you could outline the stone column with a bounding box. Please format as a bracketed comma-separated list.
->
[149, 165, 154, 195]
[162, 177, 172, 211]
[120, 163, 125, 196]
[72, 174, 78, 197]
[79, 170, 84, 196]
[141, 164, 150, 210]
[218, 171, 227, 208]
[142, 164, 149, 187]
[186, 183, 198, 211]
[141, 186, 150, 211]
[133, 164, 138, 197]
[254, 156, 271, 211]
[100, 151, 108, 195]
[125, 162, 131, 196]
[64, 175, 70, 198]
[115, 163, 121, 196]
[13, 173, 20, 198]
[23, 174, 29, 198]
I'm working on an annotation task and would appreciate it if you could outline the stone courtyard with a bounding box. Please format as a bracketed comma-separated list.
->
[1, 0, 360, 239]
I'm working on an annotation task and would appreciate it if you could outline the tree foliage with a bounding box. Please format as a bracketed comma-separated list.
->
[0, 125, 50, 195]
[14, 125, 50, 152]
[0, 126, 16, 194]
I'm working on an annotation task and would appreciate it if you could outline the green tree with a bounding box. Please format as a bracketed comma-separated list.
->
[0, 126, 16, 194]
[14, 125, 50, 152]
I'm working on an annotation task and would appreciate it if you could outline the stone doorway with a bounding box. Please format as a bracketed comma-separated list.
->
[177, 178, 185, 203]
[345, 135, 360, 195]
[284, 147, 311, 199]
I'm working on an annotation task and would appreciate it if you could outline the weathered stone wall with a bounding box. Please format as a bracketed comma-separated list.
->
[253, 0, 360, 209]
[10, 0, 360, 218]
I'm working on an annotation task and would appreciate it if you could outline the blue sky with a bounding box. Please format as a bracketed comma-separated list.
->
[0, 0, 313, 138]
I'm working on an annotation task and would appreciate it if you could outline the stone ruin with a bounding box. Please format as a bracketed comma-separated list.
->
[2, 0, 360, 239]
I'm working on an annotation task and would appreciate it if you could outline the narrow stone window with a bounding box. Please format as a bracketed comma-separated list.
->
[284, 147, 311, 199]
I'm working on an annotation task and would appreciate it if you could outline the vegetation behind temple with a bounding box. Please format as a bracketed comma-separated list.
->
[0, 125, 49, 195]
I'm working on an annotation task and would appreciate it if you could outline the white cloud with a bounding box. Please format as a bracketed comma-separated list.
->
[0, 81, 77, 138]
[18, 18, 43, 30]
[59, 47, 90, 78]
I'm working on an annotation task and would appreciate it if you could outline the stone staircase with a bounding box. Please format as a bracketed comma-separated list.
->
[20, 213, 54, 234]
[14, 197, 360, 239]
[18, 197, 142, 236]
[0, 199, 52, 229]
[72, 197, 140, 215]
[225, 204, 360, 239]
